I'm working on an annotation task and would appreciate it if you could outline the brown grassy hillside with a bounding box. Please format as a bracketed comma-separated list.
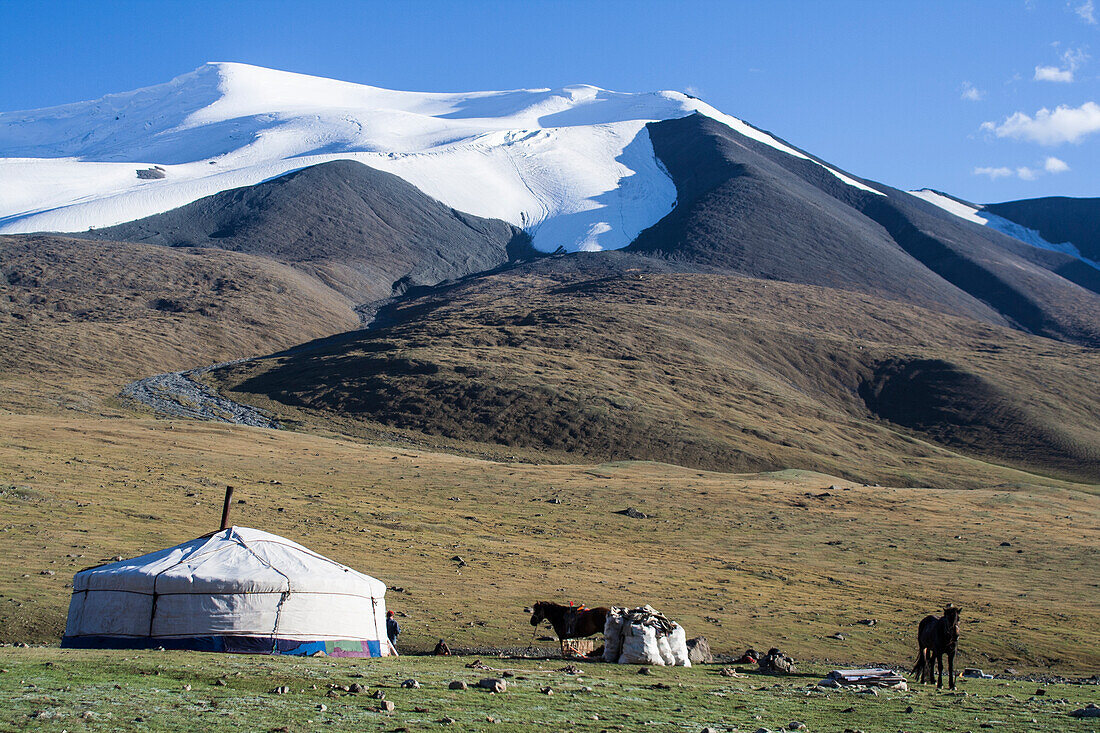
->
[0, 235, 359, 414]
[1, 416, 1096, 674]
[211, 265, 1100, 487]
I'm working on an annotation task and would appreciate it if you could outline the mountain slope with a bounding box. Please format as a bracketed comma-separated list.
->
[84, 159, 532, 302]
[207, 260, 1100, 487]
[0, 234, 358, 413]
[628, 114, 1100, 346]
[983, 196, 1100, 263]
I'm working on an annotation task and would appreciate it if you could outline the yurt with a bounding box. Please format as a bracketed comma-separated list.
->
[61, 525, 393, 657]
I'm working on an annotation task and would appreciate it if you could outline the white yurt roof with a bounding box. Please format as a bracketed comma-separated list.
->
[74, 526, 386, 597]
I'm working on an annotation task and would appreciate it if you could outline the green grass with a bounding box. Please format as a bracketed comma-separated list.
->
[1, 648, 1096, 732]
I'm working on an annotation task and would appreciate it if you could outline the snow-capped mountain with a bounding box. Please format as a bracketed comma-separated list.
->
[0, 62, 878, 251]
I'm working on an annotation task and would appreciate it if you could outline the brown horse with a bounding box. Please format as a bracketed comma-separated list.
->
[529, 601, 609, 640]
[912, 604, 961, 689]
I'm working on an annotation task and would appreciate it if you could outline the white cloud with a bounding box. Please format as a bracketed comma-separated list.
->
[1034, 65, 1074, 82]
[960, 81, 985, 101]
[981, 101, 1100, 144]
[1034, 48, 1088, 83]
[974, 166, 1014, 179]
[973, 158, 1071, 181]
[1077, 0, 1097, 24]
[1044, 156, 1071, 173]
[683, 85, 702, 98]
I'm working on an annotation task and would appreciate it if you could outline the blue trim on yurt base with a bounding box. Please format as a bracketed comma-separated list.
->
[61, 635, 383, 657]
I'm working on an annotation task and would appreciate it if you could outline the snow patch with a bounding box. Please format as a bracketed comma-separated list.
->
[909, 188, 1099, 270]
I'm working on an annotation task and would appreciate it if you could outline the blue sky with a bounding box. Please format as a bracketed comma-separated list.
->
[1, 0, 1096, 203]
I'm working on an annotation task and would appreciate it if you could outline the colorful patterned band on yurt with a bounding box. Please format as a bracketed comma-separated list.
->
[60, 635, 385, 657]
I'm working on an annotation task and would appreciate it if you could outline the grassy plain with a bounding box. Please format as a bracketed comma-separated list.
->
[1, 415, 1096, 676]
[0, 648, 1097, 732]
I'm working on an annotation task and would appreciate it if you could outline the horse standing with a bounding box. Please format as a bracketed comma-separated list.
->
[529, 601, 609, 640]
[912, 604, 961, 689]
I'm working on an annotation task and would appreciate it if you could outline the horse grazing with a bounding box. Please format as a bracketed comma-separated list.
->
[912, 604, 961, 689]
[529, 601, 609, 640]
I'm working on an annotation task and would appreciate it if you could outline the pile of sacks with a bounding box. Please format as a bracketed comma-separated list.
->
[602, 605, 691, 666]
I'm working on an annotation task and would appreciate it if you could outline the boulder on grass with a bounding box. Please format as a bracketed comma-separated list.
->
[686, 636, 713, 664]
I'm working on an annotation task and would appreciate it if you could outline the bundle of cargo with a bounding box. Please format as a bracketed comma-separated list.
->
[602, 605, 691, 666]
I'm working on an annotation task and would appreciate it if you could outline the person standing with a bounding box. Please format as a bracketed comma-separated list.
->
[386, 610, 400, 649]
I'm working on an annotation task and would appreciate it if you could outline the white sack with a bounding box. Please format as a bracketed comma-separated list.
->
[656, 633, 675, 666]
[669, 624, 691, 667]
[602, 607, 625, 663]
[619, 623, 665, 666]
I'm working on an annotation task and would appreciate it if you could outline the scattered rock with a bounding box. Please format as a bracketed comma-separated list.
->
[439, 717, 456, 724]
[687, 636, 713, 664]
[478, 678, 507, 693]
[182, 684, 191, 691]
[828, 633, 846, 640]
[370, 689, 385, 699]
[348, 682, 365, 693]
[616, 507, 649, 519]
[758, 648, 796, 674]
[378, 700, 395, 712]
[1035, 688, 1045, 695]
[637, 666, 652, 675]
[1070, 704, 1100, 718]
[856, 619, 876, 626]
[136, 167, 166, 180]
[213, 678, 227, 687]
[817, 678, 841, 689]
[701, 728, 719, 733]
[904, 706, 913, 713]
[962, 668, 993, 679]
[271, 686, 290, 694]
[1000, 541, 1012, 547]
[559, 664, 582, 674]
[401, 679, 420, 689]
[317, 704, 327, 712]
[448, 680, 468, 690]
[413, 706, 429, 713]
[788, 723, 807, 731]
[541, 686, 554, 695]
[547, 498, 562, 504]
[720, 667, 740, 677]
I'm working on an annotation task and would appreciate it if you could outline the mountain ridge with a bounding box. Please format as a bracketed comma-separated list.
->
[82, 158, 533, 303]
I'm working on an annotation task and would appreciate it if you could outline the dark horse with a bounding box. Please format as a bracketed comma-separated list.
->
[912, 604, 961, 689]
[529, 601, 609, 640]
